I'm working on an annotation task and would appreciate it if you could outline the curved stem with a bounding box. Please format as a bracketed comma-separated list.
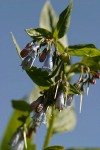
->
[43, 107, 56, 149]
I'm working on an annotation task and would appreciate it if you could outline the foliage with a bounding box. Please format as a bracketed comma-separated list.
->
[1, 0, 100, 150]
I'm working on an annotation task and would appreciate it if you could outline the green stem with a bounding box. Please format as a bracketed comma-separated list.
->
[43, 107, 56, 149]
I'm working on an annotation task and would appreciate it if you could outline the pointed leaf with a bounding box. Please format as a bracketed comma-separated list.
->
[10, 32, 22, 60]
[68, 44, 100, 57]
[53, 0, 73, 39]
[25, 28, 53, 39]
[40, 0, 58, 33]
[12, 100, 30, 112]
[69, 84, 80, 94]
[44, 145, 65, 150]
[40, 1, 68, 47]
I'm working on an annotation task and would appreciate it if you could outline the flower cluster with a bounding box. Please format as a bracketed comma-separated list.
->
[20, 39, 53, 72]
[10, 39, 100, 150]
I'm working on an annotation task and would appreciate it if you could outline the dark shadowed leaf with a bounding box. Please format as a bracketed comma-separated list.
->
[26, 66, 54, 88]
[68, 44, 100, 57]
[25, 28, 53, 39]
[12, 100, 30, 112]
[44, 145, 65, 150]
[53, 0, 73, 39]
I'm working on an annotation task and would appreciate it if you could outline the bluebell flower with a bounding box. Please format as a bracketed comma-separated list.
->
[21, 45, 39, 70]
[21, 55, 33, 70]
[33, 109, 47, 125]
[55, 91, 65, 111]
[66, 94, 73, 108]
[9, 129, 24, 150]
[42, 51, 53, 72]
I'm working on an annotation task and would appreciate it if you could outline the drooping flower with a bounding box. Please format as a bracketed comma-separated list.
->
[55, 90, 65, 111]
[21, 45, 39, 70]
[30, 96, 44, 113]
[9, 129, 24, 150]
[21, 55, 33, 70]
[66, 94, 73, 108]
[42, 51, 53, 72]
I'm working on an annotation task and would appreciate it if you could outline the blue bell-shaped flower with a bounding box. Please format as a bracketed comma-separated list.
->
[9, 129, 24, 150]
[42, 51, 53, 72]
[55, 91, 65, 111]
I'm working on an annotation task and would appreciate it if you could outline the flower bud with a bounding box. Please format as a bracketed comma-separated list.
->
[30, 96, 44, 113]
[55, 91, 65, 111]
[42, 51, 53, 72]
[39, 48, 47, 62]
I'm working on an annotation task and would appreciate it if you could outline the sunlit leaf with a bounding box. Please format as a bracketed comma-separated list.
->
[10, 32, 22, 60]
[40, 0, 58, 33]
[68, 44, 100, 57]
[44, 145, 65, 150]
[81, 56, 100, 70]
[0, 110, 28, 150]
[40, 1, 68, 48]
[53, 0, 73, 39]
[25, 28, 53, 39]
[69, 84, 80, 94]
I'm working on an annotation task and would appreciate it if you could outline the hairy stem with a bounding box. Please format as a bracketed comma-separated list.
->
[43, 107, 56, 149]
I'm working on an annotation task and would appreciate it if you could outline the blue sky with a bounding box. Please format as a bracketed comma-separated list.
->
[0, 0, 100, 149]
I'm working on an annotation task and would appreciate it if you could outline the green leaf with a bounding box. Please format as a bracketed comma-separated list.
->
[68, 44, 100, 57]
[25, 28, 53, 39]
[0, 110, 28, 150]
[81, 56, 100, 70]
[53, 0, 73, 39]
[69, 84, 80, 94]
[40, 1, 68, 48]
[12, 100, 30, 112]
[26, 66, 54, 88]
[10, 32, 22, 60]
[44, 145, 65, 150]
[40, 0, 58, 33]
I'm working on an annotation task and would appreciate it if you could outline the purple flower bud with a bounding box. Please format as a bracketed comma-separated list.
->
[42, 51, 53, 72]
[21, 55, 33, 70]
[55, 91, 65, 111]
[30, 96, 44, 112]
